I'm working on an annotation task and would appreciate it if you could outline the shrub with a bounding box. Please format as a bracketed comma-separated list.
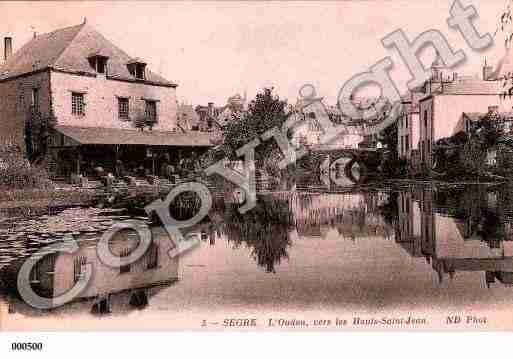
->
[0, 142, 53, 189]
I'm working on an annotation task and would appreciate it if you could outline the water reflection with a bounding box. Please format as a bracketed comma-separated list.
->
[4, 183, 513, 316]
[0, 219, 178, 315]
[394, 186, 513, 287]
[217, 197, 292, 273]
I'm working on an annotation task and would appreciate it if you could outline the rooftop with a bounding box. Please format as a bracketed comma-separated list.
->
[55, 126, 213, 147]
[0, 22, 176, 87]
[439, 79, 501, 95]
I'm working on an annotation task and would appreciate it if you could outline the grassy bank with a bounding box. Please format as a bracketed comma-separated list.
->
[0, 187, 95, 206]
[0, 187, 95, 219]
[0, 143, 95, 216]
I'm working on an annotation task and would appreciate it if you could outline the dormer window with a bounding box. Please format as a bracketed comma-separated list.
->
[88, 53, 109, 74]
[127, 59, 147, 80]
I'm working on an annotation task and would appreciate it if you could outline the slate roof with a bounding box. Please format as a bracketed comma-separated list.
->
[462, 112, 485, 123]
[440, 79, 501, 95]
[0, 23, 176, 87]
[54, 125, 213, 147]
[462, 111, 513, 123]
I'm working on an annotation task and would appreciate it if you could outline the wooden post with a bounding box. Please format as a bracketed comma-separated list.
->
[76, 147, 81, 175]
[115, 144, 119, 176]
[152, 151, 156, 175]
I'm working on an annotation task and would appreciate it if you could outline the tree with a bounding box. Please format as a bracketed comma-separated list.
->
[459, 140, 487, 177]
[379, 121, 398, 154]
[25, 108, 56, 163]
[496, 0, 513, 48]
[476, 115, 504, 149]
[496, 0, 513, 95]
[223, 88, 289, 162]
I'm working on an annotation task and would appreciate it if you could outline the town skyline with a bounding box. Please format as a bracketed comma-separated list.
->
[1, 0, 511, 106]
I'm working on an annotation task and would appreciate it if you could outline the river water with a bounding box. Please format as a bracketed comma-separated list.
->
[2, 181, 513, 330]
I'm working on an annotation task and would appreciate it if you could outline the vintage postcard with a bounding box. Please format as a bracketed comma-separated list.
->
[3, 0, 513, 341]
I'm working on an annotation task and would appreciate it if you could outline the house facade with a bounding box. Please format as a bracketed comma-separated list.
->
[0, 21, 211, 179]
[416, 53, 513, 168]
[291, 96, 364, 150]
[398, 91, 421, 161]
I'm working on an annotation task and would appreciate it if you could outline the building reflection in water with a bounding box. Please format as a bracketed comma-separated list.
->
[6, 184, 513, 316]
[395, 186, 513, 287]
[189, 191, 393, 273]
[1, 226, 179, 315]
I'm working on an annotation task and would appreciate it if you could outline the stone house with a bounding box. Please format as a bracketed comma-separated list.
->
[0, 21, 212, 179]
[417, 52, 513, 169]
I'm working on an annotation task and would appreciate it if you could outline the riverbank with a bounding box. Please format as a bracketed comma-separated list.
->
[0, 186, 95, 217]
[368, 178, 504, 192]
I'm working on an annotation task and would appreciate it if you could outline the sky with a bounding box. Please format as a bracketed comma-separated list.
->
[0, 0, 512, 106]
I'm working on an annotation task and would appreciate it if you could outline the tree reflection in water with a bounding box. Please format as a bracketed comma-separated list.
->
[433, 185, 509, 245]
[219, 196, 292, 273]
[378, 191, 399, 228]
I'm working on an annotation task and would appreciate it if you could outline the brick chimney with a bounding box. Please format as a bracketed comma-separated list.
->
[4, 37, 12, 62]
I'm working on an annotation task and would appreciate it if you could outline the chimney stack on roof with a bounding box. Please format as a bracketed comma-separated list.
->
[4, 37, 12, 62]
[482, 59, 493, 81]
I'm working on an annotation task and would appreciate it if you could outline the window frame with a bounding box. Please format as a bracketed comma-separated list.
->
[118, 97, 130, 120]
[145, 100, 158, 123]
[71, 92, 85, 116]
[31, 87, 39, 113]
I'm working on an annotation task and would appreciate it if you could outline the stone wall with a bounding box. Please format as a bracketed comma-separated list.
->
[50, 71, 178, 131]
[0, 71, 52, 149]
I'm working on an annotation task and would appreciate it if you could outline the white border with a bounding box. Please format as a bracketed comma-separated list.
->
[0, 332, 511, 359]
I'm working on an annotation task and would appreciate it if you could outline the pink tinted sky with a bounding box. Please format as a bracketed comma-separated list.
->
[0, 0, 511, 105]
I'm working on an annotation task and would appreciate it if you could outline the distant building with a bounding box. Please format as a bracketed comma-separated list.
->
[177, 102, 200, 131]
[195, 93, 246, 130]
[417, 52, 513, 168]
[292, 96, 364, 149]
[217, 92, 247, 126]
[398, 90, 422, 161]
[195, 102, 223, 132]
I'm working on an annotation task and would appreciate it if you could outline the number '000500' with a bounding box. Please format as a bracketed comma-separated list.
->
[11, 342, 43, 351]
